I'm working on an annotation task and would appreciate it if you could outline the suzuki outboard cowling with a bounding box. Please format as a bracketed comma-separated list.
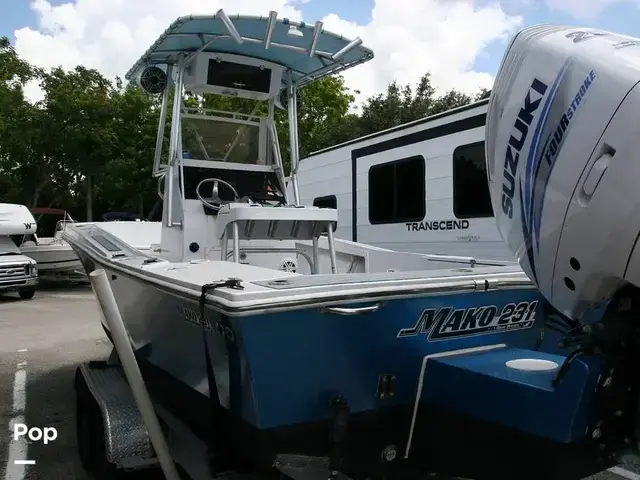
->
[487, 25, 640, 321]
[487, 24, 640, 473]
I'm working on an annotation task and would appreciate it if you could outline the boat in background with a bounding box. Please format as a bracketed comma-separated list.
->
[18, 207, 85, 282]
[102, 211, 149, 222]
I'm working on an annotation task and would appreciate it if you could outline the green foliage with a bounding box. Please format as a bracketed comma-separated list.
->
[357, 73, 482, 136]
[0, 37, 491, 220]
[98, 83, 161, 216]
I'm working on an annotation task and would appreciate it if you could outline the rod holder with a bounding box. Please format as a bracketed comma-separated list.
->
[309, 21, 323, 57]
[332, 37, 363, 61]
[265, 11, 277, 49]
[217, 9, 244, 44]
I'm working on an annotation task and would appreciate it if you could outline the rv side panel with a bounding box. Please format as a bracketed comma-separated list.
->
[294, 150, 353, 242]
[293, 99, 511, 260]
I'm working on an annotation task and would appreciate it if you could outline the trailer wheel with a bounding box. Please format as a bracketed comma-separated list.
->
[75, 370, 120, 479]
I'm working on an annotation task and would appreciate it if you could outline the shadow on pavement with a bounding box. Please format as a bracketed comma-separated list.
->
[23, 363, 89, 480]
[23, 361, 166, 480]
[36, 281, 92, 293]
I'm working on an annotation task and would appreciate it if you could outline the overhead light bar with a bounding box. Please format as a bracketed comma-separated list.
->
[265, 11, 277, 49]
[309, 21, 323, 57]
[217, 9, 243, 44]
[331, 37, 362, 61]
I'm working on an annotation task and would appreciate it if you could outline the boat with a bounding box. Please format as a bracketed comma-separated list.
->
[18, 207, 85, 282]
[64, 14, 639, 480]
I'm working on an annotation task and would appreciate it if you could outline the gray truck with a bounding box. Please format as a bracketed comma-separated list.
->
[0, 203, 40, 299]
[0, 235, 38, 299]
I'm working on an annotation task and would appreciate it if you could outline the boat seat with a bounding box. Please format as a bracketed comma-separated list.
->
[215, 203, 337, 241]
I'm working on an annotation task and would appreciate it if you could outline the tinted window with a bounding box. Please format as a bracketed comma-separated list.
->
[453, 142, 494, 219]
[368, 156, 425, 224]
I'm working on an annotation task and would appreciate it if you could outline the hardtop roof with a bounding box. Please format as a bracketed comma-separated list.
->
[125, 10, 374, 90]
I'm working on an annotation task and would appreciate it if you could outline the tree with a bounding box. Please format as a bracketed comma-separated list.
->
[39, 66, 116, 220]
[96, 82, 161, 217]
[357, 73, 480, 136]
[476, 88, 491, 100]
[429, 89, 473, 116]
[0, 37, 56, 207]
[293, 75, 355, 157]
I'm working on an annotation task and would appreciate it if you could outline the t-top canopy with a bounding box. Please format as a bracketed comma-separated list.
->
[125, 9, 374, 89]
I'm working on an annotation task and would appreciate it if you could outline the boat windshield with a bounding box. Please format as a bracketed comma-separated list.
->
[181, 116, 265, 165]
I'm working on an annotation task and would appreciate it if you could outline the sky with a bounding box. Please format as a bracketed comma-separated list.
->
[1, 0, 639, 106]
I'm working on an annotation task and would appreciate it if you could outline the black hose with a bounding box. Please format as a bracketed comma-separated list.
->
[552, 347, 589, 388]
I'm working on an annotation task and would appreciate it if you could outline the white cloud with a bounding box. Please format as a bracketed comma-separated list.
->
[320, 0, 522, 106]
[544, 0, 638, 18]
[14, 0, 522, 106]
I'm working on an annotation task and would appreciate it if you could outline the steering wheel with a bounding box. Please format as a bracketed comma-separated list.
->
[196, 178, 240, 212]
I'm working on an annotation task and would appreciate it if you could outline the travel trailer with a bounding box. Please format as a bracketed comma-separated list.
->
[292, 98, 513, 262]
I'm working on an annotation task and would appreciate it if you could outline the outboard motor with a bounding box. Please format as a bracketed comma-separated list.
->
[487, 25, 640, 461]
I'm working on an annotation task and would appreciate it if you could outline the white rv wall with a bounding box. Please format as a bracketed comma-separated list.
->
[291, 101, 514, 262]
[294, 152, 353, 241]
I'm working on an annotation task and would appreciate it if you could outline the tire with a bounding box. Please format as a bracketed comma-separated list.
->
[19, 288, 35, 300]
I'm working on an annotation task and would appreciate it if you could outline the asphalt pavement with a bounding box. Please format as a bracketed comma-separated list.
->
[0, 284, 639, 480]
[0, 284, 108, 479]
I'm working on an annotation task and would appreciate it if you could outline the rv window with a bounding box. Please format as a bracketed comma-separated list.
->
[453, 142, 494, 219]
[313, 195, 337, 210]
[368, 156, 425, 224]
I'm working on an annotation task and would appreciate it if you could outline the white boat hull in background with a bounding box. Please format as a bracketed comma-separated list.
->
[20, 222, 161, 281]
[20, 240, 83, 274]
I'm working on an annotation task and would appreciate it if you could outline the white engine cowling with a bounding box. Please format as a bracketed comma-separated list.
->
[486, 25, 640, 320]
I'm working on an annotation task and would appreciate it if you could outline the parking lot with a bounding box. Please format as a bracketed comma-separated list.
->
[0, 285, 639, 480]
[0, 284, 109, 479]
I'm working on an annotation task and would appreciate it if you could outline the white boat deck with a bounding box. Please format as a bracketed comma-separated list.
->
[113, 254, 532, 313]
[64, 221, 534, 314]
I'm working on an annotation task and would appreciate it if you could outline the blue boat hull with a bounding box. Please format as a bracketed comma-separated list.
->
[72, 244, 619, 479]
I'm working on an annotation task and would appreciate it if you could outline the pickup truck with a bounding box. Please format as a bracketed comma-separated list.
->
[0, 236, 38, 299]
